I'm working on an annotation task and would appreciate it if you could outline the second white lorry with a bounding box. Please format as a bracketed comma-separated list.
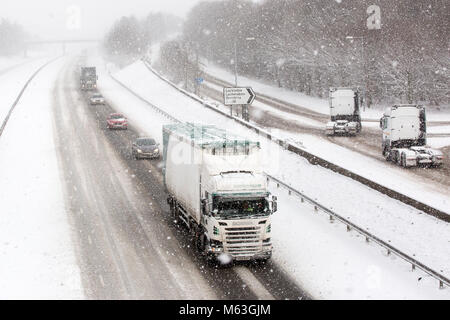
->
[163, 123, 276, 262]
[380, 104, 443, 167]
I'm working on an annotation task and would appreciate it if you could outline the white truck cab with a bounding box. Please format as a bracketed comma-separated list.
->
[380, 105, 443, 167]
[326, 87, 362, 136]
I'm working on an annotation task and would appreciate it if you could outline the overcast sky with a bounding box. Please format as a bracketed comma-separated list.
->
[2, 0, 203, 40]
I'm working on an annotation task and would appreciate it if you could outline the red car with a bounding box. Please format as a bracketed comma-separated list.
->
[107, 113, 128, 130]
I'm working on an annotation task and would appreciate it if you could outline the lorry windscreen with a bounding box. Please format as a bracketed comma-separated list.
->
[213, 197, 269, 218]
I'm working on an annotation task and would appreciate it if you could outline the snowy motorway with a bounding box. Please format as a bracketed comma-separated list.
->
[0, 52, 449, 299]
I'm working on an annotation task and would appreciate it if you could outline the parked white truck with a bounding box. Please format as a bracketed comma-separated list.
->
[326, 87, 362, 136]
[380, 104, 443, 167]
[163, 123, 276, 262]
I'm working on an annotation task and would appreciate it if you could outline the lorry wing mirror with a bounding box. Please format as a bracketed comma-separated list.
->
[272, 196, 277, 213]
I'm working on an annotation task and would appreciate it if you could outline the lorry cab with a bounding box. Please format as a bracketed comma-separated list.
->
[326, 87, 362, 136]
[163, 123, 276, 262]
[380, 105, 442, 167]
[380, 104, 426, 150]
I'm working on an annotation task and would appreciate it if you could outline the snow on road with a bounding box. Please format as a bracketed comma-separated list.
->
[0, 56, 83, 299]
[271, 183, 450, 299]
[94, 56, 450, 299]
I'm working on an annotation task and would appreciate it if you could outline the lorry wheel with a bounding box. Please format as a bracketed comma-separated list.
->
[383, 149, 391, 161]
[195, 232, 206, 253]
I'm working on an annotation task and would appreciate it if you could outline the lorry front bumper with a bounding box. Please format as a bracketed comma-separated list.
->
[108, 123, 127, 129]
[207, 243, 272, 261]
[137, 151, 160, 159]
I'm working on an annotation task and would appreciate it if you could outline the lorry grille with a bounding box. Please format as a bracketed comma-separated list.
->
[224, 226, 261, 256]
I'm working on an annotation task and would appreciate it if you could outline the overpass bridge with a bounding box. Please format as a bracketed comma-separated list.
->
[24, 39, 101, 56]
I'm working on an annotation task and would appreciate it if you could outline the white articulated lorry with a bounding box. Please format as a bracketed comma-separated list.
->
[326, 87, 362, 136]
[380, 104, 443, 167]
[163, 123, 276, 262]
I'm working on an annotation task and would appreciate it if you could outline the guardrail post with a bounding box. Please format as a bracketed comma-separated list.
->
[387, 249, 391, 256]
[346, 225, 351, 232]
[329, 215, 334, 222]
[314, 205, 317, 211]
[301, 197, 304, 203]
[411, 264, 415, 271]
[277, 183, 280, 188]
[288, 190, 291, 196]
[365, 237, 370, 243]
[440, 281, 444, 289]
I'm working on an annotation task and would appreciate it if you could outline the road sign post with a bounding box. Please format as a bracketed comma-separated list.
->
[223, 87, 255, 122]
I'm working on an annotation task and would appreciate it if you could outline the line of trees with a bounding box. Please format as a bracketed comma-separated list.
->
[159, 0, 449, 106]
[0, 18, 27, 56]
[103, 13, 182, 61]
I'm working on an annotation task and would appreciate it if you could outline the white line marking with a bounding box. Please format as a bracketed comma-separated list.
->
[234, 266, 274, 300]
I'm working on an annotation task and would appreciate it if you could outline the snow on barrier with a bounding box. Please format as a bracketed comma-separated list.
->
[0, 56, 62, 138]
[110, 63, 450, 290]
[141, 59, 450, 223]
[266, 173, 450, 290]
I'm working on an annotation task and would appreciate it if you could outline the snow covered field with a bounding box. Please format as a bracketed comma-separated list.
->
[94, 56, 450, 299]
[0, 56, 83, 299]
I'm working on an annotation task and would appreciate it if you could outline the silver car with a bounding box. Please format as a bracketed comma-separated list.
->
[132, 137, 160, 159]
[89, 93, 105, 105]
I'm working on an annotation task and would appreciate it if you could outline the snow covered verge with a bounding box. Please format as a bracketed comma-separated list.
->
[0, 56, 57, 125]
[93, 55, 449, 299]
[0, 57, 84, 299]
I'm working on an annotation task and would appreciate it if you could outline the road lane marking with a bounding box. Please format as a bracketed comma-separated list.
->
[234, 266, 274, 300]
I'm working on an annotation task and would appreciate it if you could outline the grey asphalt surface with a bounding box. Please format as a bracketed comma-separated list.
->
[51, 56, 310, 300]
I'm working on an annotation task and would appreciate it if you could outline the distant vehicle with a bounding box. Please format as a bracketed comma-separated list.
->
[89, 93, 105, 105]
[326, 87, 362, 136]
[80, 67, 97, 90]
[132, 137, 160, 159]
[106, 113, 128, 130]
[380, 105, 443, 167]
[164, 123, 276, 263]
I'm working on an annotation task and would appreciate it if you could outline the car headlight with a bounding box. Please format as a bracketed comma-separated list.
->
[154, 148, 159, 153]
[137, 149, 142, 153]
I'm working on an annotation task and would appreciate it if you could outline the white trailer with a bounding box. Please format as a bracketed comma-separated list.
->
[326, 87, 362, 136]
[163, 123, 276, 262]
[380, 105, 443, 167]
